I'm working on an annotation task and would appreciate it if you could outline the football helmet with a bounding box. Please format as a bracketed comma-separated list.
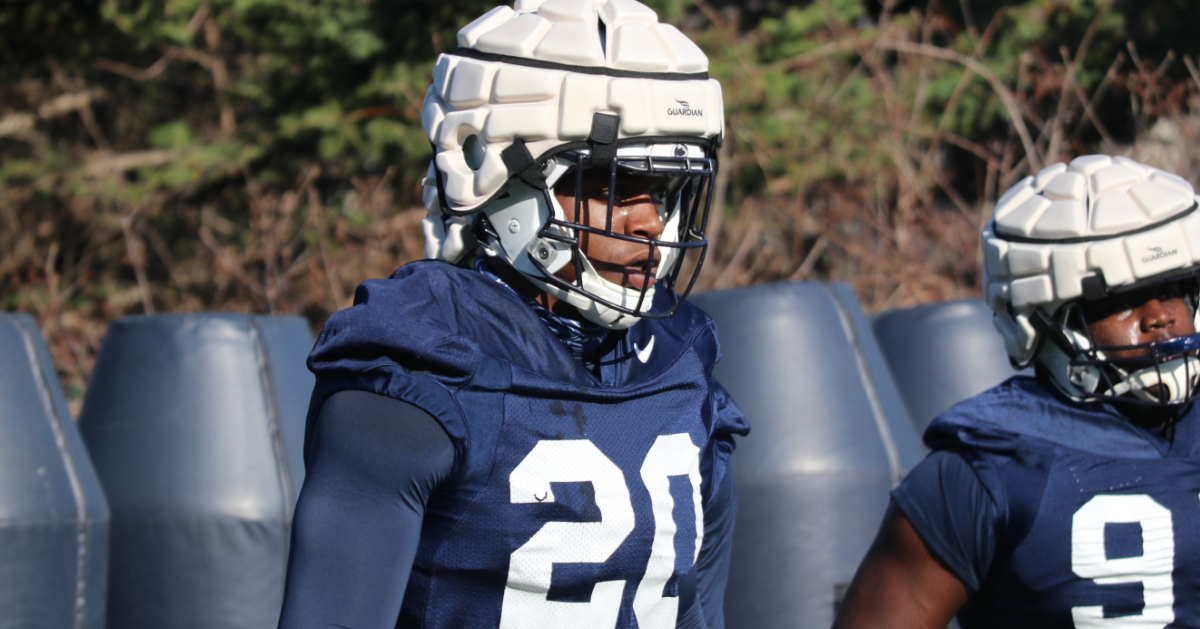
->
[419, 0, 724, 329]
[984, 154, 1200, 406]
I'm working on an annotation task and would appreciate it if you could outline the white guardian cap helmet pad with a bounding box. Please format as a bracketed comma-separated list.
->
[422, 0, 723, 215]
[420, 0, 724, 329]
[984, 154, 1200, 405]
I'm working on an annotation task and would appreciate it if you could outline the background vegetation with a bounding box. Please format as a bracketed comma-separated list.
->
[4, 0, 1200, 409]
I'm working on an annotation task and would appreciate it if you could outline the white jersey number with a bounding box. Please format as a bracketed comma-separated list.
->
[1070, 494, 1175, 628]
[499, 436, 702, 629]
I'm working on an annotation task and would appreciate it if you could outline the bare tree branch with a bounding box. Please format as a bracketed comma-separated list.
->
[878, 38, 1042, 170]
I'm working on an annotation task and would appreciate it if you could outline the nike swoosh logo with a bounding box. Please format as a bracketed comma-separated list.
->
[634, 336, 655, 363]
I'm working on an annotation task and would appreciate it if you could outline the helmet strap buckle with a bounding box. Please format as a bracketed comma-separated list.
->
[587, 113, 620, 168]
[1081, 274, 1108, 300]
[501, 139, 548, 190]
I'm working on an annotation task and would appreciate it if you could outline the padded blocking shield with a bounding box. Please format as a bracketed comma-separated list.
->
[690, 282, 923, 629]
[78, 314, 313, 629]
[0, 313, 109, 629]
[873, 299, 1029, 434]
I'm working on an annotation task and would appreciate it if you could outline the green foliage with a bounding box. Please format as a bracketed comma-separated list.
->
[703, 0, 1200, 195]
[4, 0, 1199, 396]
[3, 0, 1194, 209]
[5, 0, 497, 192]
[150, 120, 194, 149]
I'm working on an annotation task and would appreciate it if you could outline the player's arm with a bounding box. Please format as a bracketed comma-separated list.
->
[833, 450, 996, 629]
[832, 502, 968, 629]
[685, 459, 738, 629]
[682, 377, 749, 629]
[277, 390, 454, 629]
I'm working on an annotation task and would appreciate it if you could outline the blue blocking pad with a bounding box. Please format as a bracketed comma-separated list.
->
[78, 314, 313, 629]
[691, 282, 923, 629]
[873, 299, 1029, 434]
[0, 312, 110, 629]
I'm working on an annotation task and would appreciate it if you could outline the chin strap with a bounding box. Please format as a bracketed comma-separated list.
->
[1118, 357, 1200, 404]
[476, 225, 648, 331]
[1033, 305, 1200, 405]
[526, 272, 646, 331]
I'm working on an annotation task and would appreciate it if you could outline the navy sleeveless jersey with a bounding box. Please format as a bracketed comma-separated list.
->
[922, 376, 1200, 629]
[305, 260, 748, 629]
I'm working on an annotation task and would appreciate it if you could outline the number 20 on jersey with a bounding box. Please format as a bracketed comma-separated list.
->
[500, 434, 703, 629]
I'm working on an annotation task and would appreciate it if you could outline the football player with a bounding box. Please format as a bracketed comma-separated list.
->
[833, 155, 1200, 629]
[276, 2, 748, 629]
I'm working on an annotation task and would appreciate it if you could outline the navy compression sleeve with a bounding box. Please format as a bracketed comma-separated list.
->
[277, 390, 455, 629]
[889, 449, 997, 595]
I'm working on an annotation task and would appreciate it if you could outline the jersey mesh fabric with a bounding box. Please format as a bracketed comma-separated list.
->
[420, 381, 708, 627]
[304, 261, 749, 629]
[913, 376, 1200, 629]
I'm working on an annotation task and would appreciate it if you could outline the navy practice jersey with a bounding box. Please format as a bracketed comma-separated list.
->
[303, 260, 749, 629]
[896, 376, 1200, 629]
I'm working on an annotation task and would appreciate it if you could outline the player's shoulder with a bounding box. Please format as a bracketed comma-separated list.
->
[317, 260, 576, 374]
[927, 376, 1179, 459]
[360, 259, 522, 332]
[305, 262, 474, 399]
[922, 377, 1041, 454]
[934, 376, 1058, 427]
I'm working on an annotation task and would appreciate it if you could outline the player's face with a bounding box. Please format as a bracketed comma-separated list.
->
[1082, 282, 1196, 359]
[553, 168, 668, 290]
